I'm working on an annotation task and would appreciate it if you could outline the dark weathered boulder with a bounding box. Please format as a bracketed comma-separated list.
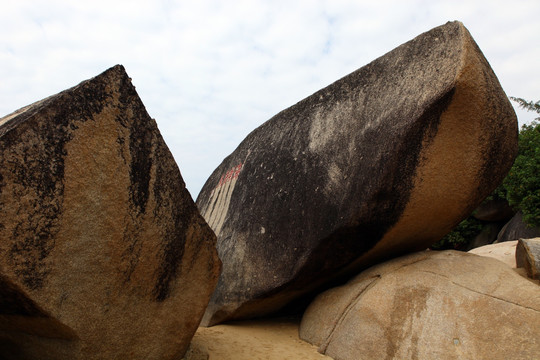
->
[299, 251, 540, 360]
[0, 65, 221, 359]
[196, 21, 518, 326]
[472, 198, 514, 222]
[497, 211, 540, 243]
[516, 238, 540, 280]
[465, 222, 504, 250]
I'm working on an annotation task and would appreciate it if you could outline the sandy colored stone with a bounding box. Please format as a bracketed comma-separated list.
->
[0, 65, 221, 359]
[183, 318, 331, 360]
[516, 238, 540, 280]
[197, 21, 518, 325]
[300, 250, 540, 360]
[468, 240, 517, 268]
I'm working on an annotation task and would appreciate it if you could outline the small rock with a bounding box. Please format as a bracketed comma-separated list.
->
[516, 238, 540, 280]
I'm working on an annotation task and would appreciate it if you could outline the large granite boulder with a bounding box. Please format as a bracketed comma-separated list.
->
[0, 65, 221, 359]
[197, 21, 518, 326]
[299, 251, 540, 360]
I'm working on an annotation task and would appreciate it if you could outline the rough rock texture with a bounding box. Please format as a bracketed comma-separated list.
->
[196, 21, 518, 326]
[299, 251, 540, 360]
[0, 65, 221, 359]
[472, 199, 514, 222]
[496, 211, 540, 243]
[516, 238, 540, 280]
[468, 240, 517, 268]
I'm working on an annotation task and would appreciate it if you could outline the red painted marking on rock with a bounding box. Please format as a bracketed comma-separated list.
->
[217, 163, 243, 188]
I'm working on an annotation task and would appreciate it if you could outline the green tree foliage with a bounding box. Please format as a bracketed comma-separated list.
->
[502, 120, 540, 227]
[503, 97, 540, 227]
[509, 97, 540, 121]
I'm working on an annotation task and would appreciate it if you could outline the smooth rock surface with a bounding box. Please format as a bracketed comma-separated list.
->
[468, 240, 517, 268]
[516, 238, 540, 280]
[197, 21, 518, 325]
[496, 211, 540, 243]
[300, 250, 540, 360]
[0, 65, 221, 359]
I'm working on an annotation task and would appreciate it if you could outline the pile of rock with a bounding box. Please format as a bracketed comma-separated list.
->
[2, 21, 539, 360]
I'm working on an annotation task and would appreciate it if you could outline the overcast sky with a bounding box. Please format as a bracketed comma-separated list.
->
[1, 0, 539, 197]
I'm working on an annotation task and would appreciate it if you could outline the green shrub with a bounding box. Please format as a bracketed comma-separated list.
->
[431, 217, 483, 250]
[502, 120, 540, 227]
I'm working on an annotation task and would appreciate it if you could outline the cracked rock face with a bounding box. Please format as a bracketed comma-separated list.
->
[300, 250, 540, 360]
[0, 65, 221, 360]
[196, 21, 518, 326]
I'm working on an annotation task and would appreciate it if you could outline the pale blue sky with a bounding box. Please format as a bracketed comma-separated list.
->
[1, 0, 539, 197]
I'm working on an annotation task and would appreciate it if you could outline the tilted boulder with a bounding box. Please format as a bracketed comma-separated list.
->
[196, 21, 518, 326]
[0, 65, 221, 359]
[299, 251, 540, 360]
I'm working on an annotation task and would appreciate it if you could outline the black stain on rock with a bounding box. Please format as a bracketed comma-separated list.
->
[0, 66, 115, 291]
[150, 141, 189, 302]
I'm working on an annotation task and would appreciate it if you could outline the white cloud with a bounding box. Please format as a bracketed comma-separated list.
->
[1, 0, 538, 196]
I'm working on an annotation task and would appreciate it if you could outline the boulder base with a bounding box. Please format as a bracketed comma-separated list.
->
[197, 21, 517, 325]
[300, 251, 540, 360]
[0, 65, 221, 359]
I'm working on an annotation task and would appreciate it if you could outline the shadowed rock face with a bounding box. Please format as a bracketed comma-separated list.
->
[196, 21, 518, 326]
[0, 65, 221, 359]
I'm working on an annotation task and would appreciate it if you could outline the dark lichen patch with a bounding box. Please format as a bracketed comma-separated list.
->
[128, 128, 153, 214]
[152, 228, 187, 302]
[123, 87, 155, 215]
[2, 115, 70, 290]
[0, 65, 128, 291]
[150, 141, 190, 302]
